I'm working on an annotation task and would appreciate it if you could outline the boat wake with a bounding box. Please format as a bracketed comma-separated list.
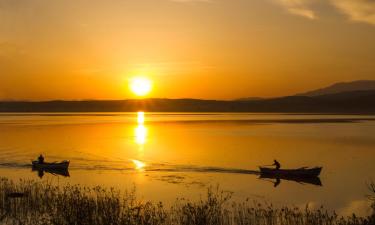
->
[146, 165, 260, 175]
[0, 162, 30, 169]
[0, 159, 260, 176]
[0, 159, 322, 186]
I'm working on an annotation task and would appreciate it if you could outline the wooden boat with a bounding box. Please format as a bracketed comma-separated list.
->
[32, 160, 70, 170]
[259, 167, 322, 177]
[259, 174, 322, 186]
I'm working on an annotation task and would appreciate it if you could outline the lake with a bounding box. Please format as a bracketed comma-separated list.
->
[0, 113, 374, 217]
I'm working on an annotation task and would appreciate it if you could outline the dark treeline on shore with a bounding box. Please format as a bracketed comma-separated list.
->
[0, 90, 375, 113]
[0, 178, 374, 225]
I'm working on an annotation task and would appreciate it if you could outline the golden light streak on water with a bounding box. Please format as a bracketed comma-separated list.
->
[135, 125, 147, 145]
[131, 159, 146, 171]
[137, 111, 145, 124]
[135, 112, 147, 145]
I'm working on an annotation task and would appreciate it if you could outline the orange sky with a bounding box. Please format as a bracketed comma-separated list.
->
[1, 0, 375, 100]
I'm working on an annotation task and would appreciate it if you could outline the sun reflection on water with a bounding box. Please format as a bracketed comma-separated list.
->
[131, 159, 146, 171]
[137, 111, 145, 124]
[133, 112, 148, 173]
[135, 112, 147, 145]
[135, 125, 147, 145]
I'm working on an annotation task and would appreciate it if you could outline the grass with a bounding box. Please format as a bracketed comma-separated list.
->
[0, 178, 374, 225]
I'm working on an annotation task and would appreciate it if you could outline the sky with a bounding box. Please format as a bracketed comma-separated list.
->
[1, 0, 375, 100]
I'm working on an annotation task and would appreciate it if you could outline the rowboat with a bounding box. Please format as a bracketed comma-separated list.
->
[32, 160, 70, 170]
[259, 167, 322, 177]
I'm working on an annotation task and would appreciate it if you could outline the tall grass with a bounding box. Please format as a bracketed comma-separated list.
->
[0, 178, 374, 225]
[366, 182, 375, 224]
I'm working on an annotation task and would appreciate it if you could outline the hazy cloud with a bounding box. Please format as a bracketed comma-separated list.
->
[273, 0, 317, 19]
[331, 0, 375, 25]
[273, 0, 375, 26]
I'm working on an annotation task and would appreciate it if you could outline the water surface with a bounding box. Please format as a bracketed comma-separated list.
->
[0, 113, 374, 216]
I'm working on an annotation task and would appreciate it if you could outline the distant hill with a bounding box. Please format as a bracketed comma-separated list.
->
[1, 90, 375, 114]
[235, 97, 264, 101]
[297, 80, 375, 97]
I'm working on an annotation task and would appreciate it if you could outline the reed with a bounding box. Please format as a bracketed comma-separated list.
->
[0, 178, 374, 225]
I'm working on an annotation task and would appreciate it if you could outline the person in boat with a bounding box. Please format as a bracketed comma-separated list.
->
[38, 154, 45, 164]
[272, 160, 281, 170]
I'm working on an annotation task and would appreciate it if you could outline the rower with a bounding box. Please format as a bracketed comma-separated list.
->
[38, 154, 45, 164]
[272, 160, 281, 170]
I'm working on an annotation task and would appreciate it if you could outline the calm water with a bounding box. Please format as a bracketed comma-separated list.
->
[0, 113, 375, 216]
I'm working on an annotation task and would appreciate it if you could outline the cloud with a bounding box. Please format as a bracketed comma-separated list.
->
[273, 0, 375, 25]
[331, 0, 375, 25]
[273, 0, 317, 19]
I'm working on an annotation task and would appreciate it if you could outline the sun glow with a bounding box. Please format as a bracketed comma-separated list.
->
[130, 77, 152, 97]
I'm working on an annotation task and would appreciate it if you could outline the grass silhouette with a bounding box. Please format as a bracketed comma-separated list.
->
[0, 178, 374, 225]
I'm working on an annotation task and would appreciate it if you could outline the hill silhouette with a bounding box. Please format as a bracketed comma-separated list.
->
[1, 90, 374, 113]
[297, 80, 375, 96]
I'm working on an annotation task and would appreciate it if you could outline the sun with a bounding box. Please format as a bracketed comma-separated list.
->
[130, 77, 152, 97]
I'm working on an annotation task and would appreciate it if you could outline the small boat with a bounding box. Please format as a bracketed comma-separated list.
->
[259, 167, 322, 177]
[32, 160, 70, 170]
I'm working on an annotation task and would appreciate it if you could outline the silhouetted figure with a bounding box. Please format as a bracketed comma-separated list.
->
[274, 178, 281, 187]
[38, 154, 44, 164]
[272, 160, 281, 170]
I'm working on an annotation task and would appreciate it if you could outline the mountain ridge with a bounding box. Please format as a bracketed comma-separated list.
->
[1, 89, 374, 114]
[297, 80, 375, 97]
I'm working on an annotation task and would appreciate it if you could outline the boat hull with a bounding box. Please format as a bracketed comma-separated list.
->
[259, 167, 322, 177]
[32, 160, 70, 170]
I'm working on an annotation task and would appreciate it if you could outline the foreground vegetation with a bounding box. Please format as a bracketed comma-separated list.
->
[0, 178, 374, 225]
